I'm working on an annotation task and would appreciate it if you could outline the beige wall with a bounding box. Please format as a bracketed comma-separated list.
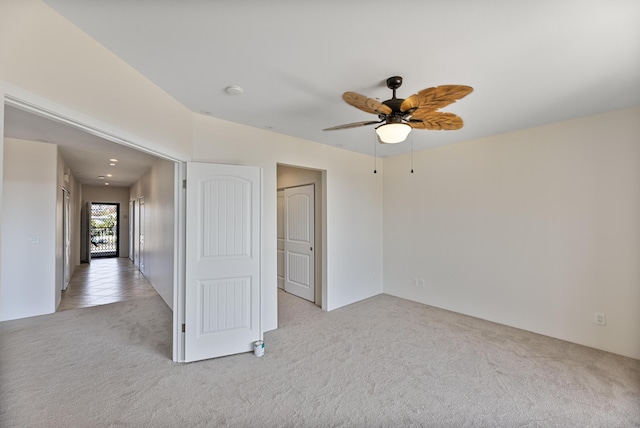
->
[1, 138, 57, 321]
[129, 158, 175, 309]
[1, 137, 81, 320]
[383, 106, 640, 359]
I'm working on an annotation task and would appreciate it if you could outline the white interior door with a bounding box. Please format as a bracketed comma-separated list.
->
[129, 200, 134, 261]
[184, 162, 262, 362]
[276, 190, 285, 289]
[61, 189, 71, 291]
[138, 197, 145, 273]
[284, 184, 314, 302]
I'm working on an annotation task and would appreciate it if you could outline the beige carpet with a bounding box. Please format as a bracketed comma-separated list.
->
[1, 290, 639, 427]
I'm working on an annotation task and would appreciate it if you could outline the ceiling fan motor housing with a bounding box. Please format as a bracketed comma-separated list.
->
[379, 112, 405, 125]
[381, 98, 405, 115]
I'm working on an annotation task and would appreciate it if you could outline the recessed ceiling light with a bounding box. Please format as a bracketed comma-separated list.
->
[225, 85, 243, 96]
[98, 176, 105, 179]
[106, 174, 113, 177]
[110, 163, 116, 166]
[105, 183, 110, 186]
[109, 158, 118, 162]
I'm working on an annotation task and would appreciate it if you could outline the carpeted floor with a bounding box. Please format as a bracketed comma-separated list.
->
[1, 290, 639, 427]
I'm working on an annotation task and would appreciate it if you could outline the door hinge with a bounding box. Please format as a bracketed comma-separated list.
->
[182, 179, 187, 189]
[182, 323, 186, 333]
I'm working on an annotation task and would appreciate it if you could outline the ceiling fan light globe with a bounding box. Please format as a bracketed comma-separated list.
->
[376, 123, 412, 144]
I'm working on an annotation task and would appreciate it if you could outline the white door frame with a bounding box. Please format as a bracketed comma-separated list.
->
[276, 164, 327, 310]
[1, 84, 187, 361]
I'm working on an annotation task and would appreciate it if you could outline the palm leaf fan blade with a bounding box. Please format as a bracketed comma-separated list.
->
[401, 85, 473, 112]
[410, 112, 464, 130]
[343, 92, 392, 115]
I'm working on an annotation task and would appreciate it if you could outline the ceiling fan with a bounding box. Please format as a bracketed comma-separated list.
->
[323, 76, 473, 144]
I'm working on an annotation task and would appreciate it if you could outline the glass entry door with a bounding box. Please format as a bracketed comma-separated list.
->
[90, 202, 119, 258]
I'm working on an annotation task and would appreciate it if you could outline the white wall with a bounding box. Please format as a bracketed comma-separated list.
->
[383, 106, 640, 360]
[83, 184, 131, 258]
[193, 115, 384, 331]
[129, 158, 175, 310]
[1, 138, 57, 321]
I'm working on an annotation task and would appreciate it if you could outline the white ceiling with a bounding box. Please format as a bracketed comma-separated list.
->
[41, 0, 640, 157]
[4, 106, 160, 186]
[11, 1, 640, 162]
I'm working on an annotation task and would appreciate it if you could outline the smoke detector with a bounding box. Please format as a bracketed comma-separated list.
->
[225, 85, 244, 96]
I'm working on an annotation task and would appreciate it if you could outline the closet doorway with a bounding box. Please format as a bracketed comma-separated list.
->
[277, 164, 325, 307]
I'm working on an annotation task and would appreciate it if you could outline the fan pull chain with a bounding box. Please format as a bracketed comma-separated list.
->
[410, 138, 414, 174]
[373, 133, 378, 174]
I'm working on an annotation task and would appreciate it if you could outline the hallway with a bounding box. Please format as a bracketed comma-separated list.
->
[58, 258, 157, 311]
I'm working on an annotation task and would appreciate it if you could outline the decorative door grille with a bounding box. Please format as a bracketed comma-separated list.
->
[90, 203, 119, 258]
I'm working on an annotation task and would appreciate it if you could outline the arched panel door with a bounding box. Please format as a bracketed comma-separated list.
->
[284, 184, 314, 302]
[184, 162, 262, 362]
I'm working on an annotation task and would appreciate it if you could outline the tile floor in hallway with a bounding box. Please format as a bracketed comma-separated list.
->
[58, 257, 158, 311]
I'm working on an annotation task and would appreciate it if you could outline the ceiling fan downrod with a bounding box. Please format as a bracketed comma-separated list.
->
[386, 76, 403, 95]
[381, 76, 406, 120]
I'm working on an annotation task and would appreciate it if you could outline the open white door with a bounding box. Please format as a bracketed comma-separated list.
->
[184, 162, 262, 362]
[129, 200, 134, 261]
[284, 184, 315, 302]
[276, 190, 285, 289]
[138, 197, 145, 273]
[61, 189, 71, 291]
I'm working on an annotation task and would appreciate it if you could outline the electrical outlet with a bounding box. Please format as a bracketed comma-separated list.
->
[419, 279, 426, 287]
[594, 313, 606, 326]
[412, 277, 419, 287]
